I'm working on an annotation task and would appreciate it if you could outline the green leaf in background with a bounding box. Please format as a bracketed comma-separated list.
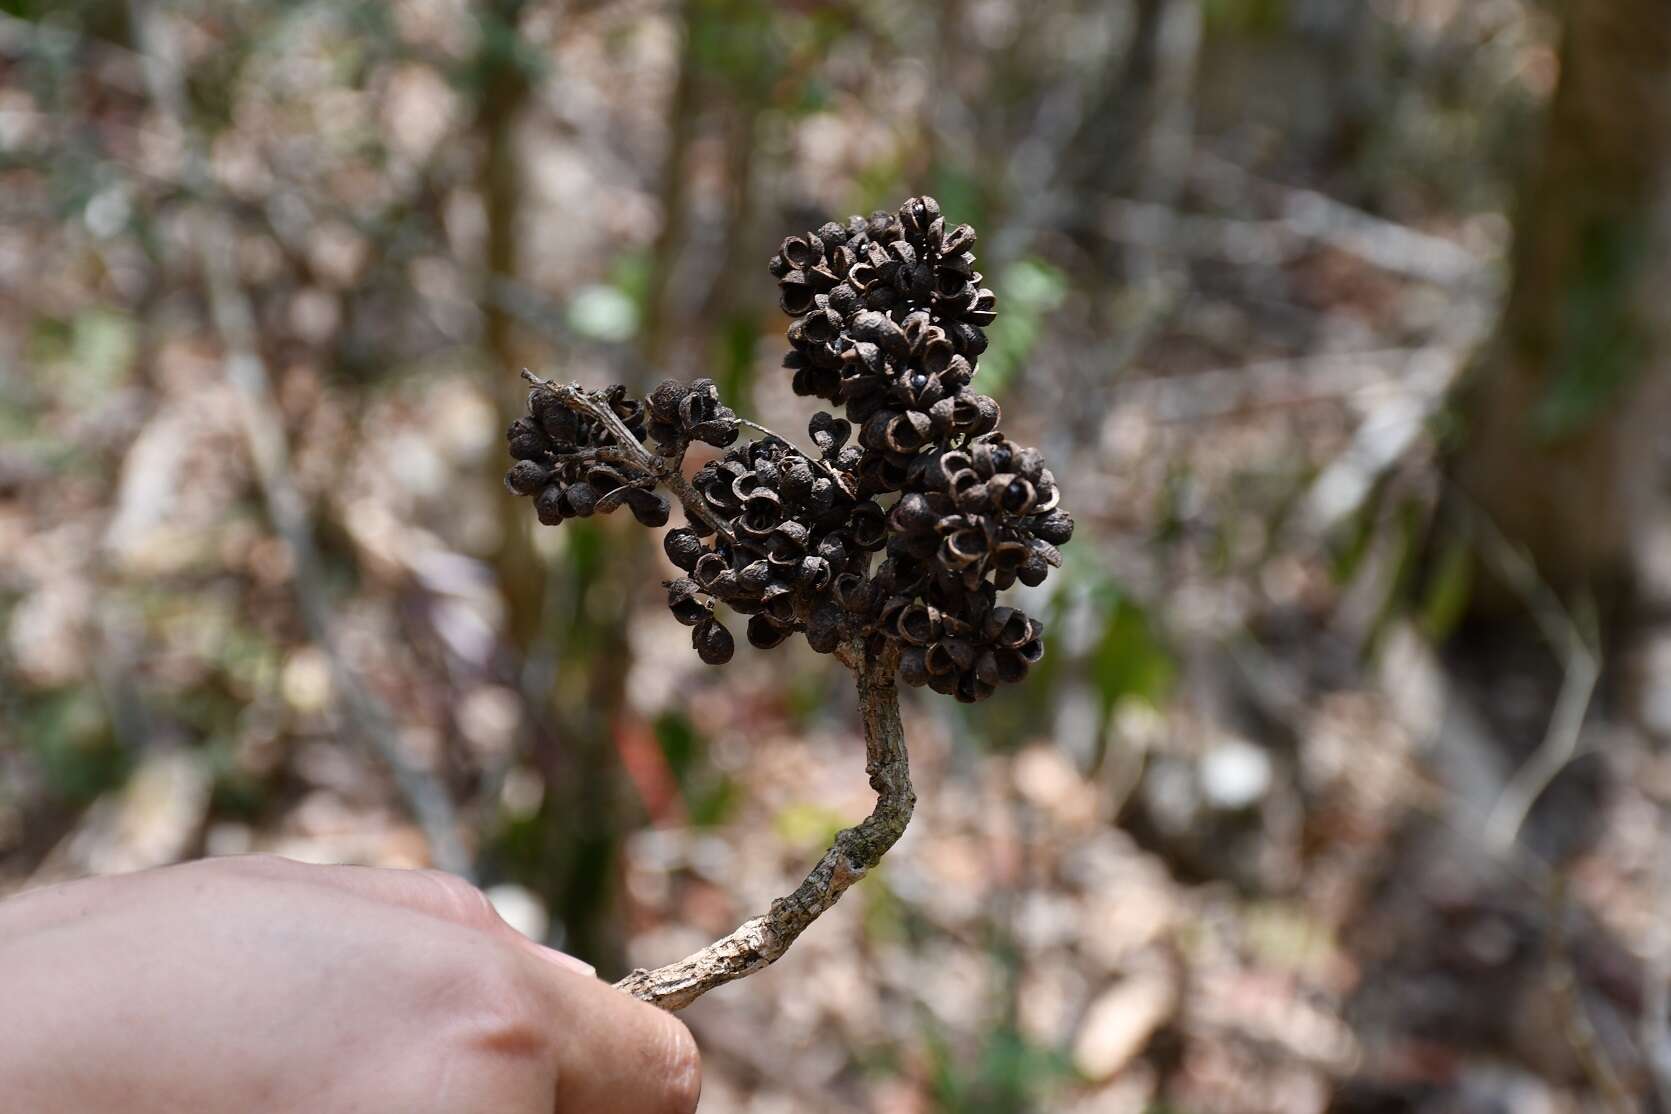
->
[929, 165, 987, 237]
[454, 5, 550, 95]
[566, 285, 639, 343]
[23, 688, 128, 803]
[1203, 0, 1289, 36]
[861, 867, 906, 942]
[205, 736, 271, 820]
[1531, 216, 1647, 442]
[773, 800, 847, 855]
[851, 155, 909, 217]
[652, 709, 738, 827]
[1417, 533, 1474, 643]
[653, 709, 702, 784]
[1364, 497, 1426, 653]
[30, 308, 136, 392]
[979, 258, 1067, 399]
[782, 664, 835, 731]
[608, 249, 654, 312]
[712, 314, 758, 407]
[1089, 588, 1175, 716]
[926, 1018, 1078, 1114]
[563, 250, 654, 343]
[689, 0, 775, 87]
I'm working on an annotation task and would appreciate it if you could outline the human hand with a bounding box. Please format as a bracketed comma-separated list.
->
[0, 855, 699, 1113]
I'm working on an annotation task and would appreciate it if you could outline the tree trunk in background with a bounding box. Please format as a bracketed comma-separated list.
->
[473, 0, 632, 972]
[481, 1, 547, 656]
[1451, 1, 1671, 615]
[639, 0, 700, 374]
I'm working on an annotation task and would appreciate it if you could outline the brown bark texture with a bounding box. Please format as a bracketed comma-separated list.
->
[1452, 0, 1671, 606]
[614, 641, 914, 1011]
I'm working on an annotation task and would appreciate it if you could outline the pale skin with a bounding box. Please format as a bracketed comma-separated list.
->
[0, 855, 701, 1114]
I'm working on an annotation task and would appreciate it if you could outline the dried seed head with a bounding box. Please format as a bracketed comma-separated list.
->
[509, 198, 1070, 698]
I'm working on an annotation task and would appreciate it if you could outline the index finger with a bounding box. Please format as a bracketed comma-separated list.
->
[531, 959, 702, 1114]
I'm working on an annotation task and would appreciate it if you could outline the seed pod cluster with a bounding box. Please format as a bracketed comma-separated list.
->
[889, 433, 1072, 591]
[766, 197, 1072, 699]
[846, 432, 1068, 700]
[507, 197, 1072, 701]
[646, 377, 740, 450]
[771, 199, 1005, 501]
[661, 419, 889, 664]
[505, 384, 670, 527]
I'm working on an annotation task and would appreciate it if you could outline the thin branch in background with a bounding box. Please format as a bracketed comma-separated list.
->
[1458, 499, 1604, 855]
[1298, 347, 1467, 536]
[1369, 489, 1606, 862]
[990, 71, 1100, 263]
[614, 640, 913, 1011]
[1483, 628, 1599, 853]
[127, 0, 471, 879]
[994, 0, 1150, 263]
[1052, 0, 1201, 459]
[1100, 198, 1487, 286]
[1192, 150, 1490, 287]
[1117, 345, 1436, 421]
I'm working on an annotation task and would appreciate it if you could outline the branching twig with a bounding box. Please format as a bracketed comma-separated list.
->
[520, 370, 745, 546]
[614, 639, 913, 1011]
[1457, 499, 1605, 854]
[1192, 151, 1488, 287]
[1484, 626, 1599, 852]
[734, 416, 792, 442]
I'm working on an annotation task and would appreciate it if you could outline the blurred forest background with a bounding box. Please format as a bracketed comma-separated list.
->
[3, 0, 1671, 1110]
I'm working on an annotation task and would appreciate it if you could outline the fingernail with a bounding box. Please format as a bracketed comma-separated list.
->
[533, 944, 596, 978]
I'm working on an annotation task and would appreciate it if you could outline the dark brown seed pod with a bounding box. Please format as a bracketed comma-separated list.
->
[1032, 511, 1075, 545]
[647, 379, 688, 424]
[666, 578, 711, 626]
[899, 646, 931, 687]
[805, 601, 845, 654]
[507, 417, 549, 461]
[505, 460, 549, 495]
[531, 392, 581, 446]
[626, 489, 671, 527]
[747, 614, 793, 649]
[692, 617, 735, 665]
[664, 527, 705, 571]
[693, 551, 729, 590]
[564, 482, 599, 517]
[780, 234, 822, 271]
[779, 271, 815, 316]
[534, 485, 567, 526]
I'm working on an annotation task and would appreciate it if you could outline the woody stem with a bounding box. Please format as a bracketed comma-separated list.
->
[613, 639, 913, 1010]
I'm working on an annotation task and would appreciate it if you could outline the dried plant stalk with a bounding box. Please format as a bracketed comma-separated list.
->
[515, 185, 1075, 1001]
[615, 640, 913, 1011]
[517, 375, 920, 1009]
